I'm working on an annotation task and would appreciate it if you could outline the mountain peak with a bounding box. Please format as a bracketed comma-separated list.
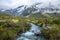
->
[0, 2, 60, 16]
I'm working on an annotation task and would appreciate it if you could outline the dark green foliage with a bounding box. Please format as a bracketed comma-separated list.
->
[29, 12, 47, 18]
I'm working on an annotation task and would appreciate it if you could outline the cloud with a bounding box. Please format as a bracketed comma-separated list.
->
[0, 0, 60, 9]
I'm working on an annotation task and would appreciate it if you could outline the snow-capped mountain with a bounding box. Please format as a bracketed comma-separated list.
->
[0, 3, 41, 16]
[0, 2, 60, 16]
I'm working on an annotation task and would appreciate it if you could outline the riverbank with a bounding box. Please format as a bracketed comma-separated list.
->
[0, 15, 60, 40]
[16, 23, 45, 40]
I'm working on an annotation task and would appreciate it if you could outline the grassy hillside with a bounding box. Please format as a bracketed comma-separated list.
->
[0, 12, 60, 40]
[46, 13, 60, 17]
[29, 12, 60, 18]
[0, 13, 31, 40]
[29, 12, 47, 18]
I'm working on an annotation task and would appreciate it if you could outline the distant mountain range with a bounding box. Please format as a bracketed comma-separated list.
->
[0, 2, 60, 16]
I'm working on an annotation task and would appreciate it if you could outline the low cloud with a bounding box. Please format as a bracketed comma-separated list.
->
[0, 0, 60, 9]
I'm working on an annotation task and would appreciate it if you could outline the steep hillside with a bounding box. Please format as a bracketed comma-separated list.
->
[46, 13, 60, 17]
[29, 12, 60, 18]
[29, 12, 47, 18]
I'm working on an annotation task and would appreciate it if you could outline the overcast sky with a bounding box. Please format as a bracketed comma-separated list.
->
[0, 0, 60, 9]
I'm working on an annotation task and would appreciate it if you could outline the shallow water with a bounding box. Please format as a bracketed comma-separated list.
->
[16, 23, 45, 40]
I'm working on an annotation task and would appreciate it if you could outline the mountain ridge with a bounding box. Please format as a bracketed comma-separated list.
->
[0, 2, 60, 16]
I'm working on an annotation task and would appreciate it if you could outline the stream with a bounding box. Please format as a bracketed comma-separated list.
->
[16, 23, 45, 40]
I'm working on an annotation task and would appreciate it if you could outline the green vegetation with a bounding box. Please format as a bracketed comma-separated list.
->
[28, 17, 60, 40]
[0, 12, 60, 40]
[29, 12, 47, 18]
[29, 12, 60, 18]
[0, 13, 31, 40]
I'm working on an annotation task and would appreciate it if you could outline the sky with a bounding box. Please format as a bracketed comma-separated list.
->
[0, 0, 60, 9]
